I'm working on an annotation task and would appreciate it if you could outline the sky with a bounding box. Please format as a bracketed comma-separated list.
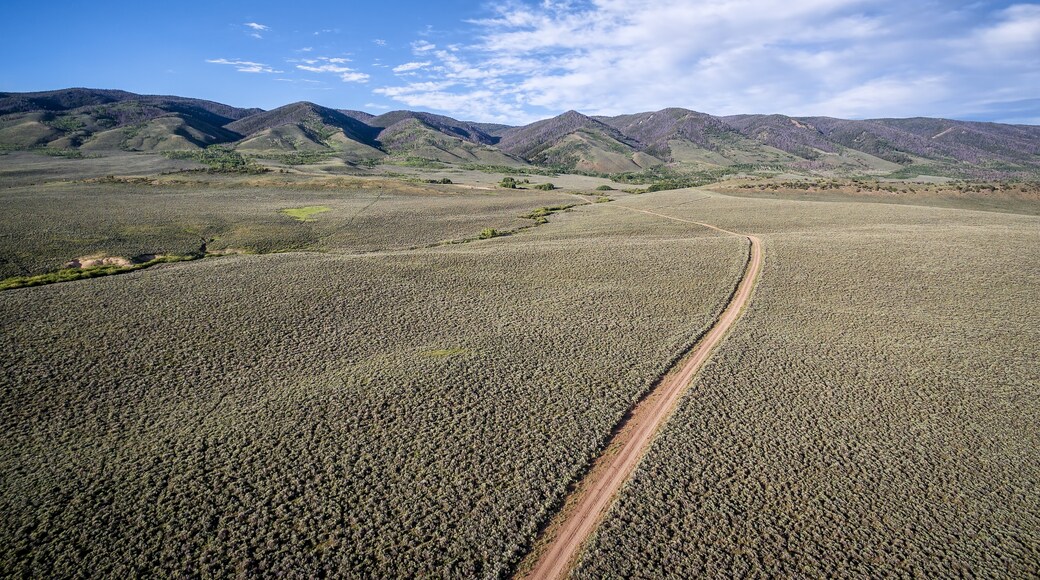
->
[2, 0, 1038, 124]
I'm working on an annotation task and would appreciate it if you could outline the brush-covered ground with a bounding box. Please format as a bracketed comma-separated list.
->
[1, 151, 1038, 577]
[0, 155, 751, 576]
[576, 191, 1040, 577]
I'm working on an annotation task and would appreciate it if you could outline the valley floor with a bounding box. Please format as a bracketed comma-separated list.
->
[1, 157, 1037, 577]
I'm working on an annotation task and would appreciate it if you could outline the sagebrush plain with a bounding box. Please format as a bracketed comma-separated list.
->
[1, 91, 1038, 578]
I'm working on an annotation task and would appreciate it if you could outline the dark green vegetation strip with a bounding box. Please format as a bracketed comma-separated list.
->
[0, 254, 195, 290]
[162, 146, 266, 173]
[609, 166, 739, 192]
[521, 204, 575, 224]
[574, 193, 1040, 577]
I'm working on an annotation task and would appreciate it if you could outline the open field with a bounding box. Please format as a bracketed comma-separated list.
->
[714, 175, 1040, 215]
[574, 191, 1040, 577]
[1, 149, 1038, 577]
[0, 186, 750, 576]
[0, 172, 583, 278]
[0, 150, 205, 187]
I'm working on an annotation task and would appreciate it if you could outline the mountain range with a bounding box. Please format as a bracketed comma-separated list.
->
[2, 88, 1038, 178]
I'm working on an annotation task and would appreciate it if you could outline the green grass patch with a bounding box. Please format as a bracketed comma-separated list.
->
[281, 206, 332, 221]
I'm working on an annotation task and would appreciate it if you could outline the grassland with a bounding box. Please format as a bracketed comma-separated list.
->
[0, 184, 750, 576]
[0, 150, 204, 187]
[0, 170, 584, 279]
[1, 150, 1038, 577]
[574, 191, 1040, 577]
[715, 175, 1040, 215]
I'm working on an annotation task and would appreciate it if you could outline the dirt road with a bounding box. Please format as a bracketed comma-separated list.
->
[520, 205, 764, 579]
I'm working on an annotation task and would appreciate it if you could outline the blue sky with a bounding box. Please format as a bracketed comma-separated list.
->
[2, 0, 1038, 124]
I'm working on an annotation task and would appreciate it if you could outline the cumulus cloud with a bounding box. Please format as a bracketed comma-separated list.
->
[206, 58, 282, 74]
[374, 0, 1040, 123]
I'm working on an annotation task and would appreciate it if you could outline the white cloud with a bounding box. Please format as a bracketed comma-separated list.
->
[375, 0, 1040, 122]
[297, 64, 352, 73]
[244, 22, 269, 39]
[374, 81, 528, 122]
[295, 57, 370, 83]
[951, 4, 1040, 67]
[810, 76, 952, 119]
[392, 61, 432, 73]
[338, 72, 371, 82]
[374, 39, 387, 46]
[206, 58, 282, 74]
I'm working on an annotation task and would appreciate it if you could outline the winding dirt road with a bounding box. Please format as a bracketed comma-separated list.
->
[519, 205, 764, 580]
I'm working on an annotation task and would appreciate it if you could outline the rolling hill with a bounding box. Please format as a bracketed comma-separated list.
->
[598, 108, 798, 168]
[226, 102, 384, 159]
[367, 110, 498, 146]
[497, 110, 657, 173]
[0, 88, 1037, 177]
[374, 118, 522, 165]
[364, 110, 522, 165]
[0, 89, 258, 152]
